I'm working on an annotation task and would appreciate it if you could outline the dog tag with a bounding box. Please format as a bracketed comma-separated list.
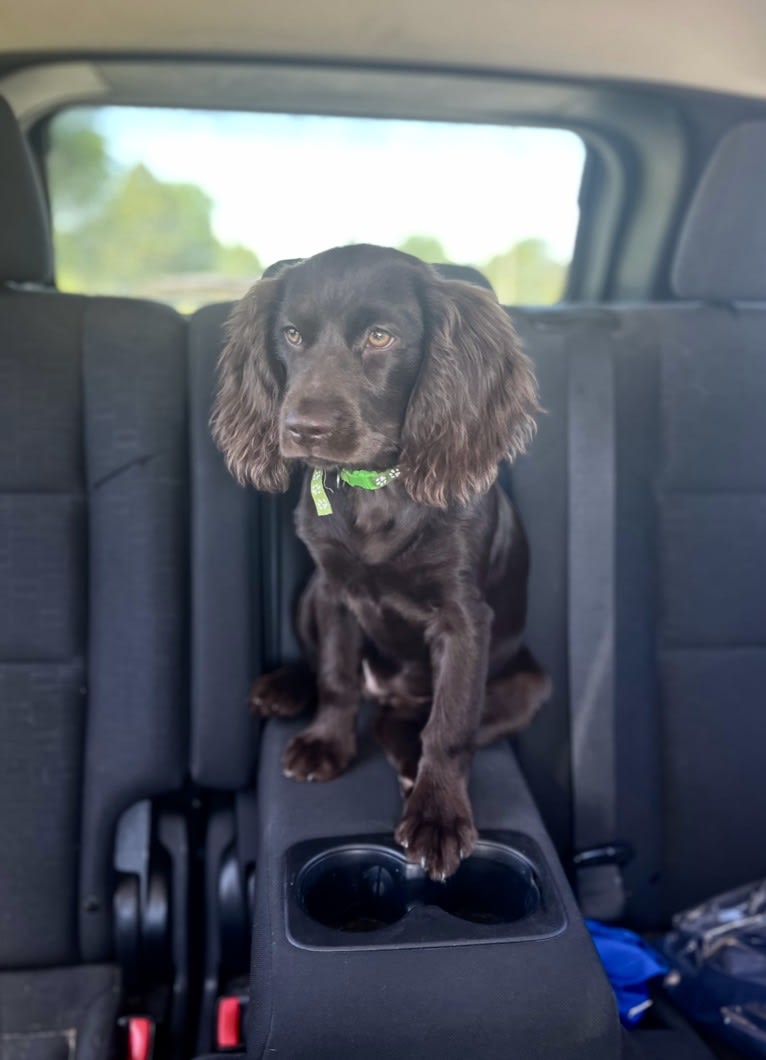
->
[310, 468, 333, 516]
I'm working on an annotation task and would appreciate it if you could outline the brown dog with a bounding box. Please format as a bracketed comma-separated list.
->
[212, 244, 550, 879]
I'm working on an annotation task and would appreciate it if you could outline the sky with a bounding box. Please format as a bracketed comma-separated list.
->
[92, 107, 585, 268]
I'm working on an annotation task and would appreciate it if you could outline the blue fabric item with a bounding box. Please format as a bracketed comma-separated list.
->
[586, 919, 669, 1026]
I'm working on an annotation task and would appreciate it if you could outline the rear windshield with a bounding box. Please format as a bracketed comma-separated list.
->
[45, 106, 585, 311]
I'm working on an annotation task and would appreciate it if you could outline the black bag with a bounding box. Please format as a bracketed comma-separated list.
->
[661, 879, 766, 1057]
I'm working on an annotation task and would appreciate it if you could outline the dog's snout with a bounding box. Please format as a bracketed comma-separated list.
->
[284, 409, 335, 445]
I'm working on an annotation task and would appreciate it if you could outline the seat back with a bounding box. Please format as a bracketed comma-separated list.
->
[613, 304, 766, 924]
[189, 302, 313, 794]
[615, 123, 766, 925]
[518, 123, 766, 927]
[0, 96, 188, 969]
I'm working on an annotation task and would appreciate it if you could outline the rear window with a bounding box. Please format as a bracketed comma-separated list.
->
[46, 106, 585, 311]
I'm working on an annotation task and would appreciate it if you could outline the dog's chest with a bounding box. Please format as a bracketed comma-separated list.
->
[299, 487, 439, 627]
[300, 484, 409, 563]
[325, 541, 435, 664]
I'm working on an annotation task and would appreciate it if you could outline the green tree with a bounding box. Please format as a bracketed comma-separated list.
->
[48, 111, 114, 225]
[397, 235, 451, 264]
[56, 164, 219, 289]
[481, 238, 566, 304]
[49, 114, 262, 302]
[215, 242, 262, 277]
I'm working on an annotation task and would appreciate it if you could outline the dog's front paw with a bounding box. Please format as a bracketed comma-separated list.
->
[282, 728, 357, 782]
[394, 778, 478, 881]
[249, 664, 314, 718]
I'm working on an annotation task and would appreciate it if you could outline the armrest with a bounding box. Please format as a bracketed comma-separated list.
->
[244, 711, 621, 1060]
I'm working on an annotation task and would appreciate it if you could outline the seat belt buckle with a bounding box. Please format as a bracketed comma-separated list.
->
[118, 1016, 155, 1060]
[573, 842, 634, 923]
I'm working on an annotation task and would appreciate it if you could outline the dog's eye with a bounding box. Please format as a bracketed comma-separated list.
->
[283, 326, 303, 346]
[366, 328, 395, 351]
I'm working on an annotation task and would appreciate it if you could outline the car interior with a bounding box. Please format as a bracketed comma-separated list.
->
[1, 2, 765, 1058]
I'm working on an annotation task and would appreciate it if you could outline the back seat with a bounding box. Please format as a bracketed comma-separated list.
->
[577, 121, 766, 931]
[509, 123, 766, 1057]
[505, 121, 766, 936]
[0, 97, 188, 1056]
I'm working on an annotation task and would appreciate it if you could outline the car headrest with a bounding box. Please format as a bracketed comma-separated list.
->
[0, 97, 53, 286]
[672, 121, 766, 302]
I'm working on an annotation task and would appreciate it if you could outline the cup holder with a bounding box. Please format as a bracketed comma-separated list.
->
[299, 849, 409, 932]
[427, 854, 539, 925]
[286, 832, 566, 950]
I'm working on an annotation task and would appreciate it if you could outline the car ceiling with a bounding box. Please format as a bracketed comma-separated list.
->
[1, 0, 766, 101]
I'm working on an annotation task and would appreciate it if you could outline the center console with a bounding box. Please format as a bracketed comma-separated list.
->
[242, 712, 621, 1059]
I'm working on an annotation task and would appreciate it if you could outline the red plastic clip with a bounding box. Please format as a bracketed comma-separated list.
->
[126, 1017, 154, 1060]
[216, 996, 242, 1049]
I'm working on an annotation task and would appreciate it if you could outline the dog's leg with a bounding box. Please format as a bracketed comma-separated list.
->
[476, 647, 551, 747]
[394, 599, 492, 880]
[249, 660, 315, 718]
[372, 708, 424, 797]
[249, 574, 320, 718]
[281, 585, 363, 782]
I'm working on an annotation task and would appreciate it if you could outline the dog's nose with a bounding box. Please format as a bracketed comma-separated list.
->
[283, 410, 335, 445]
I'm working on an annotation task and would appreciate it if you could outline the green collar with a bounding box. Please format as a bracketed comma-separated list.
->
[310, 466, 401, 516]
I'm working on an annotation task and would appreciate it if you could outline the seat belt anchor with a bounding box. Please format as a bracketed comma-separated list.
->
[573, 842, 634, 922]
[572, 841, 634, 871]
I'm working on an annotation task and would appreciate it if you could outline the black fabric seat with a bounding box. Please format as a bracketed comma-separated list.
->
[611, 302, 766, 930]
[0, 97, 188, 1057]
[508, 123, 766, 1059]
[601, 122, 766, 930]
[500, 122, 766, 936]
[188, 301, 312, 1047]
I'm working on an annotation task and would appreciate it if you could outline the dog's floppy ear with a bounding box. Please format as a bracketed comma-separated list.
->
[400, 277, 539, 508]
[210, 275, 292, 492]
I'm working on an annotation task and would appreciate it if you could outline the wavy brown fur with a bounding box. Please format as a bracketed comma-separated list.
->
[400, 278, 539, 507]
[211, 244, 549, 881]
[210, 276, 292, 492]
